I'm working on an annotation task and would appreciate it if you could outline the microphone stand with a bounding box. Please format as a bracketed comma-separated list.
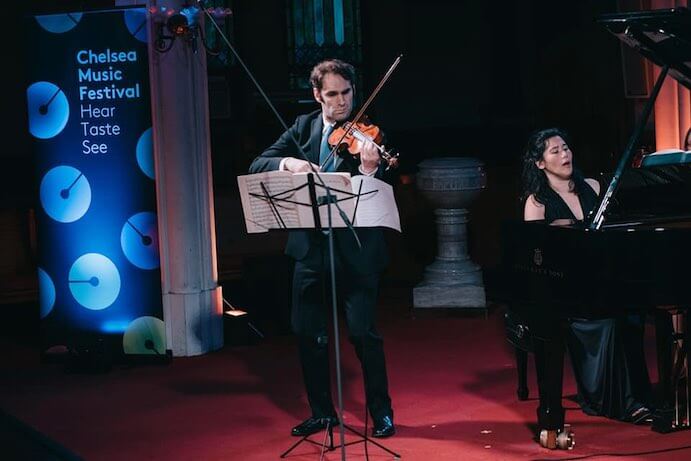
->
[197, 3, 401, 459]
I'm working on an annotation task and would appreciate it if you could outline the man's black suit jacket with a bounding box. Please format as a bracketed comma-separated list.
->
[249, 110, 392, 275]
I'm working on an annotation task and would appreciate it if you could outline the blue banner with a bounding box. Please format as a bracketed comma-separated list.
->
[26, 8, 166, 357]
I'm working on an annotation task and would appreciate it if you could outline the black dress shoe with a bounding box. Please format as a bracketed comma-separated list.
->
[291, 416, 338, 437]
[628, 406, 654, 425]
[372, 415, 395, 438]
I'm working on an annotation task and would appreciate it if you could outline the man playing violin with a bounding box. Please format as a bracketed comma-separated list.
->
[249, 59, 396, 438]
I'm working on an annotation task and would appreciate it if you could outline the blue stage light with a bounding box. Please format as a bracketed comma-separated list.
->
[101, 320, 132, 333]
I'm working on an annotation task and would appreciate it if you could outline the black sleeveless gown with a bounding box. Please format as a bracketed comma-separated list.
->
[541, 178, 653, 420]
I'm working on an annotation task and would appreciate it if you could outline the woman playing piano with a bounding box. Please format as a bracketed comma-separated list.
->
[522, 127, 654, 424]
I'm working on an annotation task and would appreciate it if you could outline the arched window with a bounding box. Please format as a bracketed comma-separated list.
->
[287, 0, 362, 89]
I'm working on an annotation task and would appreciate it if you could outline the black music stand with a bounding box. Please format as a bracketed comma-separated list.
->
[242, 172, 401, 459]
[247, 172, 371, 232]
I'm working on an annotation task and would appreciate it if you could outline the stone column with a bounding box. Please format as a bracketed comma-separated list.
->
[413, 157, 487, 309]
[148, 1, 223, 356]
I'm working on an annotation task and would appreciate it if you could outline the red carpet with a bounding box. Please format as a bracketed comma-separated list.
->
[1, 299, 691, 460]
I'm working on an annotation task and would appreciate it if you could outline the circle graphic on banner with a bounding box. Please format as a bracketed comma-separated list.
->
[68, 254, 121, 310]
[35, 13, 83, 33]
[124, 9, 148, 43]
[121, 212, 160, 269]
[27, 82, 70, 139]
[123, 316, 166, 355]
[38, 268, 56, 319]
[40, 166, 91, 223]
[136, 128, 155, 179]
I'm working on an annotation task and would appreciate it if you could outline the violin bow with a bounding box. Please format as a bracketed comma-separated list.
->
[322, 54, 403, 169]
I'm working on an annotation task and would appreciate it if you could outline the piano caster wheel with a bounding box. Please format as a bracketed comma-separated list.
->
[539, 428, 575, 450]
[556, 429, 575, 450]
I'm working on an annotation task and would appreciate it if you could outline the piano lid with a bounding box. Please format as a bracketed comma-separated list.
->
[598, 8, 691, 89]
[603, 163, 691, 224]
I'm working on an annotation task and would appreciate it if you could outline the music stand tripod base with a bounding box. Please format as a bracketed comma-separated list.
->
[280, 422, 335, 458]
[280, 422, 401, 459]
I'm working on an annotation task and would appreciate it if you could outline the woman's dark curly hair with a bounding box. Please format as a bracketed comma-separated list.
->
[521, 127, 586, 205]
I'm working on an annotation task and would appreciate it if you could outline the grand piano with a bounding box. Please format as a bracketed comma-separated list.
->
[502, 7, 691, 449]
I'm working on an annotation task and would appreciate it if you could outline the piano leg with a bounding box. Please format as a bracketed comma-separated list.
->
[683, 310, 690, 429]
[653, 310, 675, 433]
[534, 336, 564, 430]
[515, 347, 529, 401]
[533, 334, 573, 449]
[655, 308, 691, 432]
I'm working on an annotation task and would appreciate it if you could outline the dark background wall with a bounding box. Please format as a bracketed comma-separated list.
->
[209, 0, 651, 286]
[3, 0, 656, 312]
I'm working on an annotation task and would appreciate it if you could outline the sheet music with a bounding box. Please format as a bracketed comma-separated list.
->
[294, 172, 355, 229]
[351, 176, 401, 232]
[238, 171, 301, 233]
[237, 171, 401, 233]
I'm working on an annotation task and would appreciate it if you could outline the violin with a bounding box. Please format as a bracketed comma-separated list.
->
[327, 115, 400, 170]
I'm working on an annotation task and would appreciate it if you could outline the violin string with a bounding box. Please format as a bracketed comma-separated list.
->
[350, 128, 398, 166]
[352, 128, 385, 155]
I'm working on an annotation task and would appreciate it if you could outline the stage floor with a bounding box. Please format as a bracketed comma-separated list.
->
[1, 297, 690, 460]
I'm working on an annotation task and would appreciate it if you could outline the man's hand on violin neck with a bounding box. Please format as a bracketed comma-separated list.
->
[359, 139, 381, 173]
[285, 157, 318, 173]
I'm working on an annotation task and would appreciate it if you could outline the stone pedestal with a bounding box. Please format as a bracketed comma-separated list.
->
[413, 157, 487, 309]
